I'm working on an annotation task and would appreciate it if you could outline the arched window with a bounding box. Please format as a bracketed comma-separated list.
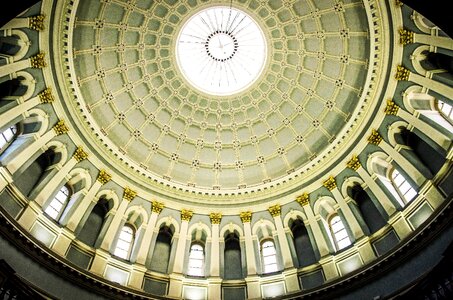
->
[187, 243, 205, 277]
[261, 240, 278, 274]
[149, 226, 173, 273]
[44, 184, 71, 221]
[0, 124, 17, 153]
[113, 224, 135, 260]
[329, 215, 351, 251]
[291, 219, 317, 267]
[391, 169, 417, 204]
[438, 100, 453, 123]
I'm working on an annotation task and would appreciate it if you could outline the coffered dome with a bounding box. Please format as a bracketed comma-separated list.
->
[62, 0, 377, 206]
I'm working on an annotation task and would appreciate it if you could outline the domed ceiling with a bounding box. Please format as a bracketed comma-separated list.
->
[62, 0, 375, 204]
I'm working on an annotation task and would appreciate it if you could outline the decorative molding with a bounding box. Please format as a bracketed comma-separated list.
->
[384, 99, 399, 115]
[347, 155, 361, 171]
[123, 187, 137, 202]
[394, 0, 403, 7]
[53, 120, 69, 135]
[38, 88, 54, 103]
[209, 212, 222, 224]
[30, 52, 46, 68]
[368, 129, 383, 145]
[29, 15, 45, 31]
[181, 209, 193, 222]
[323, 176, 337, 191]
[296, 193, 310, 206]
[399, 28, 414, 45]
[151, 201, 164, 214]
[240, 211, 252, 223]
[395, 65, 410, 81]
[96, 169, 111, 184]
[73, 146, 88, 162]
[268, 204, 281, 217]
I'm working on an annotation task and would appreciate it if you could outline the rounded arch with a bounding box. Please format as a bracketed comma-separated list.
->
[45, 140, 68, 168]
[220, 222, 244, 238]
[187, 221, 211, 241]
[341, 176, 365, 200]
[283, 209, 308, 229]
[412, 11, 439, 34]
[313, 196, 337, 221]
[367, 151, 392, 178]
[410, 45, 431, 76]
[1, 29, 30, 61]
[94, 189, 120, 212]
[1, 71, 36, 101]
[124, 205, 149, 229]
[387, 120, 411, 148]
[251, 218, 276, 241]
[156, 216, 179, 236]
[67, 167, 91, 193]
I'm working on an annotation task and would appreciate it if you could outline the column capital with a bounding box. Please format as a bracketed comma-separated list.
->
[395, 65, 410, 81]
[240, 211, 252, 223]
[399, 28, 414, 45]
[181, 209, 193, 222]
[367, 129, 382, 145]
[323, 176, 337, 191]
[209, 212, 222, 224]
[296, 193, 309, 206]
[346, 155, 361, 171]
[384, 99, 399, 115]
[151, 201, 164, 214]
[97, 169, 111, 184]
[30, 52, 46, 68]
[73, 146, 88, 162]
[29, 15, 45, 31]
[53, 119, 69, 135]
[38, 88, 54, 103]
[268, 204, 281, 217]
[123, 187, 137, 202]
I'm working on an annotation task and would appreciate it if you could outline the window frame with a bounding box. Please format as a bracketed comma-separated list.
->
[44, 184, 72, 222]
[0, 124, 18, 154]
[328, 214, 351, 251]
[113, 223, 136, 260]
[390, 168, 417, 205]
[187, 242, 205, 277]
[437, 100, 453, 126]
[260, 239, 278, 274]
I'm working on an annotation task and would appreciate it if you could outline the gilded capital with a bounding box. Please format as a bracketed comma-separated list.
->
[97, 169, 111, 184]
[181, 209, 193, 222]
[209, 212, 222, 224]
[323, 176, 337, 191]
[240, 211, 252, 223]
[347, 155, 361, 171]
[53, 120, 69, 135]
[368, 129, 383, 145]
[123, 187, 137, 201]
[73, 146, 88, 162]
[296, 193, 309, 206]
[29, 15, 45, 31]
[399, 28, 413, 45]
[30, 52, 46, 68]
[151, 201, 164, 214]
[268, 204, 281, 217]
[395, 65, 410, 81]
[38, 88, 54, 103]
[384, 99, 399, 115]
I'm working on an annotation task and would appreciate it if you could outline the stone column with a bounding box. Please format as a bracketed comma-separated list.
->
[168, 209, 193, 298]
[399, 29, 453, 51]
[0, 88, 53, 131]
[135, 201, 163, 265]
[241, 211, 261, 300]
[99, 187, 136, 252]
[1, 15, 45, 31]
[0, 52, 46, 79]
[296, 193, 330, 257]
[346, 155, 397, 216]
[34, 146, 88, 207]
[66, 169, 111, 232]
[209, 212, 222, 276]
[323, 176, 365, 240]
[6, 119, 68, 175]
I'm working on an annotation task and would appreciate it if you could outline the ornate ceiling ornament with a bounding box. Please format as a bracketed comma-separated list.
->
[123, 187, 137, 202]
[38, 88, 54, 104]
[73, 146, 88, 162]
[96, 169, 111, 185]
[209, 213, 222, 225]
[240, 211, 252, 223]
[296, 193, 310, 206]
[346, 155, 362, 171]
[399, 28, 414, 45]
[181, 209, 194, 222]
[268, 204, 281, 217]
[30, 52, 46, 68]
[395, 65, 410, 81]
[29, 15, 45, 31]
[151, 201, 164, 214]
[384, 99, 400, 115]
[368, 129, 383, 146]
[323, 176, 337, 191]
[52, 120, 69, 135]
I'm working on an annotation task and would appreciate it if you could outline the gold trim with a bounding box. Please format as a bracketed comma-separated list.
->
[209, 212, 222, 224]
[384, 99, 399, 115]
[240, 211, 252, 223]
[38, 88, 54, 103]
[29, 15, 45, 31]
[268, 204, 281, 217]
[368, 129, 383, 145]
[323, 176, 337, 191]
[73, 146, 88, 162]
[151, 201, 164, 214]
[97, 169, 111, 184]
[347, 155, 361, 171]
[53, 120, 69, 135]
[123, 187, 137, 201]
[296, 193, 309, 206]
[181, 209, 193, 222]
[30, 52, 46, 68]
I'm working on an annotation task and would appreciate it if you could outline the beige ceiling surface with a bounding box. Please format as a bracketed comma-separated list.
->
[70, 0, 370, 193]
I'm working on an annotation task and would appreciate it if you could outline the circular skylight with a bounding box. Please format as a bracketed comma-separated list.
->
[176, 6, 267, 96]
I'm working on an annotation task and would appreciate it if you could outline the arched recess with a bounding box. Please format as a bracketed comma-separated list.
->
[390, 121, 447, 177]
[222, 228, 243, 280]
[186, 222, 211, 277]
[0, 29, 30, 63]
[43, 167, 90, 225]
[252, 219, 279, 274]
[76, 191, 117, 248]
[0, 71, 35, 104]
[286, 212, 318, 268]
[148, 218, 177, 273]
[13, 141, 66, 197]
[343, 177, 388, 235]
